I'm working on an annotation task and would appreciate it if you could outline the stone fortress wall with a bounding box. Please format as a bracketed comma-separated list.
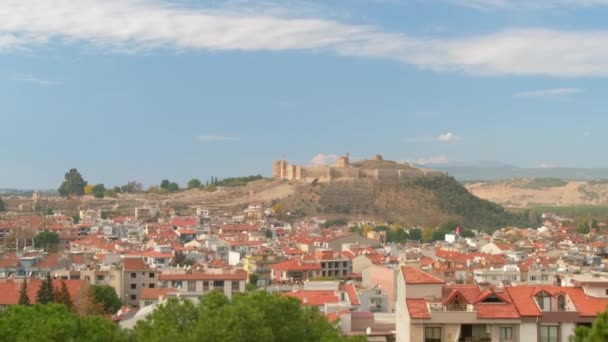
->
[272, 154, 445, 182]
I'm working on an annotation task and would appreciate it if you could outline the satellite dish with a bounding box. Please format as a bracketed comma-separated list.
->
[366, 327, 372, 335]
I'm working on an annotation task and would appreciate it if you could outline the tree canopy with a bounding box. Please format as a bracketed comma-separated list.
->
[570, 309, 608, 341]
[0, 304, 129, 342]
[36, 274, 55, 304]
[89, 285, 122, 315]
[187, 178, 202, 189]
[133, 290, 352, 342]
[58, 168, 87, 197]
[0, 198, 4, 212]
[35, 231, 60, 252]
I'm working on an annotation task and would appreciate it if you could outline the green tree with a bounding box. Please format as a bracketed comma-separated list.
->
[134, 290, 347, 342]
[113, 186, 122, 194]
[408, 228, 422, 241]
[35, 231, 60, 252]
[58, 168, 87, 197]
[421, 227, 433, 242]
[18, 278, 30, 306]
[54, 280, 73, 310]
[0, 197, 5, 212]
[432, 230, 446, 242]
[92, 184, 106, 199]
[0, 304, 129, 341]
[171, 251, 193, 267]
[160, 179, 170, 189]
[460, 229, 475, 238]
[577, 221, 591, 234]
[187, 178, 202, 189]
[36, 274, 55, 304]
[167, 182, 180, 192]
[89, 285, 122, 315]
[570, 308, 608, 341]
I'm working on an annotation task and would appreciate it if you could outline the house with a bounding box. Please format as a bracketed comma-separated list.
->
[395, 266, 608, 342]
[269, 256, 321, 283]
[122, 257, 159, 307]
[242, 248, 283, 286]
[158, 267, 247, 299]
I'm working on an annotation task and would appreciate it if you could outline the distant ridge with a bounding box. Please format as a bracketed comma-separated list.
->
[415, 162, 608, 181]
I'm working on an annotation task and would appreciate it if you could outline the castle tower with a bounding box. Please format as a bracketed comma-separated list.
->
[335, 153, 350, 168]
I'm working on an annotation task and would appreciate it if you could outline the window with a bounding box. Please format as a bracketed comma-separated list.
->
[539, 325, 558, 342]
[605, 289, 608, 296]
[500, 327, 513, 342]
[214, 280, 224, 288]
[149, 272, 155, 278]
[96, 275, 104, 281]
[130, 294, 136, 301]
[425, 327, 441, 342]
[557, 295, 566, 311]
[149, 283, 155, 289]
[131, 284, 137, 290]
[232, 281, 240, 291]
[130, 272, 136, 279]
[536, 292, 551, 311]
[188, 281, 196, 292]
[203, 281, 209, 291]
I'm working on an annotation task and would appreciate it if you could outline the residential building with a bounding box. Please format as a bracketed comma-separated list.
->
[122, 257, 159, 307]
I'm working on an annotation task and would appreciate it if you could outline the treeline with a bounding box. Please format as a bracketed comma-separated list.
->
[413, 176, 538, 231]
[215, 175, 264, 187]
[0, 290, 361, 342]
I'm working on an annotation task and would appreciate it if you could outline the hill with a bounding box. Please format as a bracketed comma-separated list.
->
[466, 178, 608, 207]
[268, 175, 534, 230]
[2, 176, 536, 231]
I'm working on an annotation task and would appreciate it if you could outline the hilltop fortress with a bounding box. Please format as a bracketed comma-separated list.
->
[272, 154, 445, 182]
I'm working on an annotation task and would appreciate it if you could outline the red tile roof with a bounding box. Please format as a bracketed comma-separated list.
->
[284, 290, 339, 306]
[140, 287, 174, 300]
[270, 258, 321, 272]
[340, 284, 360, 306]
[159, 270, 247, 281]
[406, 299, 430, 319]
[123, 257, 149, 270]
[402, 266, 445, 285]
[0, 279, 85, 305]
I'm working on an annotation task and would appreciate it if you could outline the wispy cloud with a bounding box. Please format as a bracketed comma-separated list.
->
[514, 88, 584, 98]
[1, 2, 608, 76]
[11, 74, 62, 86]
[414, 155, 449, 165]
[437, 132, 460, 142]
[311, 153, 340, 166]
[450, 0, 608, 10]
[196, 135, 240, 143]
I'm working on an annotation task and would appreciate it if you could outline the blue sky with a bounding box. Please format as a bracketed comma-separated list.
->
[2, 0, 608, 189]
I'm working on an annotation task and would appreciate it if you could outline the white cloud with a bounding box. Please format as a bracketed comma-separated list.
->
[514, 88, 584, 98]
[450, 0, 608, 10]
[537, 162, 559, 168]
[437, 132, 459, 142]
[11, 74, 62, 86]
[2, 2, 608, 76]
[415, 155, 449, 165]
[196, 135, 239, 142]
[311, 153, 339, 166]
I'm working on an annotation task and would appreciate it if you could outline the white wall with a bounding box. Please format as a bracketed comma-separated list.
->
[228, 251, 241, 266]
[561, 323, 576, 342]
[395, 269, 410, 342]
[519, 323, 537, 342]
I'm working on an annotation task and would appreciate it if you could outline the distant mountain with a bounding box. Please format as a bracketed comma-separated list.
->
[416, 162, 608, 181]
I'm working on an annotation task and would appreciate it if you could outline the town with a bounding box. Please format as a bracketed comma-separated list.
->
[1, 166, 608, 341]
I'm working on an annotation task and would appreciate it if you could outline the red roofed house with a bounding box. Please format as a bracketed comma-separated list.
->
[158, 267, 247, 299]
[122, 257, 160, 307]
[396, 264, 608, 342]
[270, 256, 321, 283]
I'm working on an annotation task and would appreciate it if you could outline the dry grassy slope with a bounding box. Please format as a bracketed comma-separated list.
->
[278, 179, 453, 225]
[466, 179, 608, 207]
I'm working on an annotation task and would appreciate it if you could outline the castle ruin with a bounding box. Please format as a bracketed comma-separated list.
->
[272, 154, 444, 183]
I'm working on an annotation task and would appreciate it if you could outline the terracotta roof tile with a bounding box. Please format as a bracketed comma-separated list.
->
[402, 266, 445, 285]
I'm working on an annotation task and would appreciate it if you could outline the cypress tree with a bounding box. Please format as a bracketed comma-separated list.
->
[54, 279, 73, 310]
[36, 274, 55, 304]
[18, 277, 30, 305]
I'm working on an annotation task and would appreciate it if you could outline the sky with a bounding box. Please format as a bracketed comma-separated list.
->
[2, 0, 608, 189]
